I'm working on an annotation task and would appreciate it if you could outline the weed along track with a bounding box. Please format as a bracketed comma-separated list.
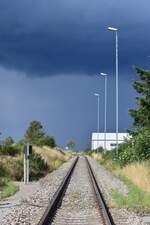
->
[38, 156, 115, 225]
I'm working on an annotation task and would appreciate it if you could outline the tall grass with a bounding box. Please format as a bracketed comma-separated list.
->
[0, 147, 70, 182]
[90, 152, 103, 161]
[33, 146, 71, 171]
[120, 161, 150, 194]
[91, 153, 150, 211]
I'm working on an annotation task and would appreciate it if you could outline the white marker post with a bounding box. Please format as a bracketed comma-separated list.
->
[24, 144, 32, 184]
[24, 151, 27, 183]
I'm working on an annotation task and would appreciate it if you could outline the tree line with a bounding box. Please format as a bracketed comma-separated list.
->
[96, 67, 150, 166]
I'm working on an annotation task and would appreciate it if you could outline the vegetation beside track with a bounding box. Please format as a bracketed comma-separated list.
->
[86, 67, 150, 212]
[89, 152, 150, 212]
[0, 120, 71, 198]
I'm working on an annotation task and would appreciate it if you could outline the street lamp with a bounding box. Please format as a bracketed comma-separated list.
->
[94, 93, 100, 152]
[100, 73, 108, 152]
[108, 26, 119, 156]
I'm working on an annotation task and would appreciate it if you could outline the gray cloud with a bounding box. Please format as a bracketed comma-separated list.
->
[0, 0, 149, 77]
[0, 66, 136, 148]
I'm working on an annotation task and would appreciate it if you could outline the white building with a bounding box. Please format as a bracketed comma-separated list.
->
[91, 133, 129, 151]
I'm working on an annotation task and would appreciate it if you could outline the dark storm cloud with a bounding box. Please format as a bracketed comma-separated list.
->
[0, 0, 150, 76]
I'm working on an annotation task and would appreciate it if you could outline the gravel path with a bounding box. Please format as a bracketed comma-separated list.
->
[88, 156, 150, 225]
[0, 157, 75, 225]
[52, 157, 103, 225]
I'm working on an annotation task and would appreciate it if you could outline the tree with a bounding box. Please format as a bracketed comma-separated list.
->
[1, 136, 19, 156]
[65, 139, 76, 149]
[25, 121, 45, 145]
[39, 135, 56, 148]
[129, 67, 150, 129]
[3, 136, 14, 146]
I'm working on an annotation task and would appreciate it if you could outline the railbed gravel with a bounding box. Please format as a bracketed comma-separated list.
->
[88, 156, 150, 225]
[51, 157, 103, 225]
[0, 157, 75, 225]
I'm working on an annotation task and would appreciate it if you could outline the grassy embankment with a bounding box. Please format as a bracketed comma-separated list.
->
[91, 152, 150, 213]
[0, 146, 71, 199]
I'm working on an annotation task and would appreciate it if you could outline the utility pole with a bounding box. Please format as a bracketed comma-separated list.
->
[108, 26, 119, 156]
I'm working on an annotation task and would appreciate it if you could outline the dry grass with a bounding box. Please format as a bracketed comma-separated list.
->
[0, 155, 23, 180]
[90, 152, 103, 161]
[0, 147, 71, 181]
[33, 146, 71, 170]
[119, 161, 150, 194]
[91, 153, 150, 194]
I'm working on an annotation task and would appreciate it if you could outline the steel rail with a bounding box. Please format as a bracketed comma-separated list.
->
[37, 156, 79, 225]
[86, 157, 115, 225]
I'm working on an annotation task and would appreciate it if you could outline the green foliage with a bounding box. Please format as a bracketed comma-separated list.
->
[132, 128, 150, 160]
[3, 136, 14, 146]
[112, 180, 150, 212]
[0, 157, 24, 181]
[24, 120, 56, 148]
[14, 139, 26, 149]
[129, 67, 150, 129]
[102, 128, 150, 167]
[25, 120, 45, 145]
[0, 180, 18, 199]
[106, 67, 150, 166]
[0, 150, 49, 181]
[0, 136, 20, 156]
[97, 146, 104, 153]
[0, 177, 8, 187]
[38, 135, 56, 148]
[0, 163, 8, 177]
[0, 146, 20, 156]
[29, 152, 49, 180]
[0, 162, 18, 199]
[65, 139, 76, 149]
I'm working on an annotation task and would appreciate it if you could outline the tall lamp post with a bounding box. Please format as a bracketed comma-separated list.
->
[108, 26, 119, 156]
[100, 73, 108, 152]
[94, 93, 100, 152]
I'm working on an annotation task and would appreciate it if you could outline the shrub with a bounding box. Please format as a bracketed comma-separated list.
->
[0, 145, 20, 156]
[133, 128, 150, 160]
[0, 136, 21, 156]
[0, 163, 8, 177]
[38, 135, 56, 148]
[29, 152, 49, 180]
[101, 128, 150, 167]
[0, 151, 49, 181]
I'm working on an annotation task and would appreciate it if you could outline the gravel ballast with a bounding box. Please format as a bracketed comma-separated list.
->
[52, 157, 103, 225]
[1, 156, 150, 225]
[0, 158, 75, 225]
[88, 156, 150, 225]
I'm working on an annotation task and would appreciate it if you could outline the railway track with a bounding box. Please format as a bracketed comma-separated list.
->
[38, 156, 115, 225]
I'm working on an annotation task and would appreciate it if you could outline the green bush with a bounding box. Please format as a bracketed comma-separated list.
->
[0, 163, 8, 177]
[29, 152, 49, 180]
[0, 145, 20, 156]
[14, 139, 26, 151]
[38, 135, 56, 148]
[133, 128, 150, 160]
[0, 136, 21, 156]
[0, 151, 49, 181]
[101, 128, 150, 167]
[0, 177, 8, 187]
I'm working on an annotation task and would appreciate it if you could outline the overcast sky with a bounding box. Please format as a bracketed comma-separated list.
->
[0, 0, 149, 149]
